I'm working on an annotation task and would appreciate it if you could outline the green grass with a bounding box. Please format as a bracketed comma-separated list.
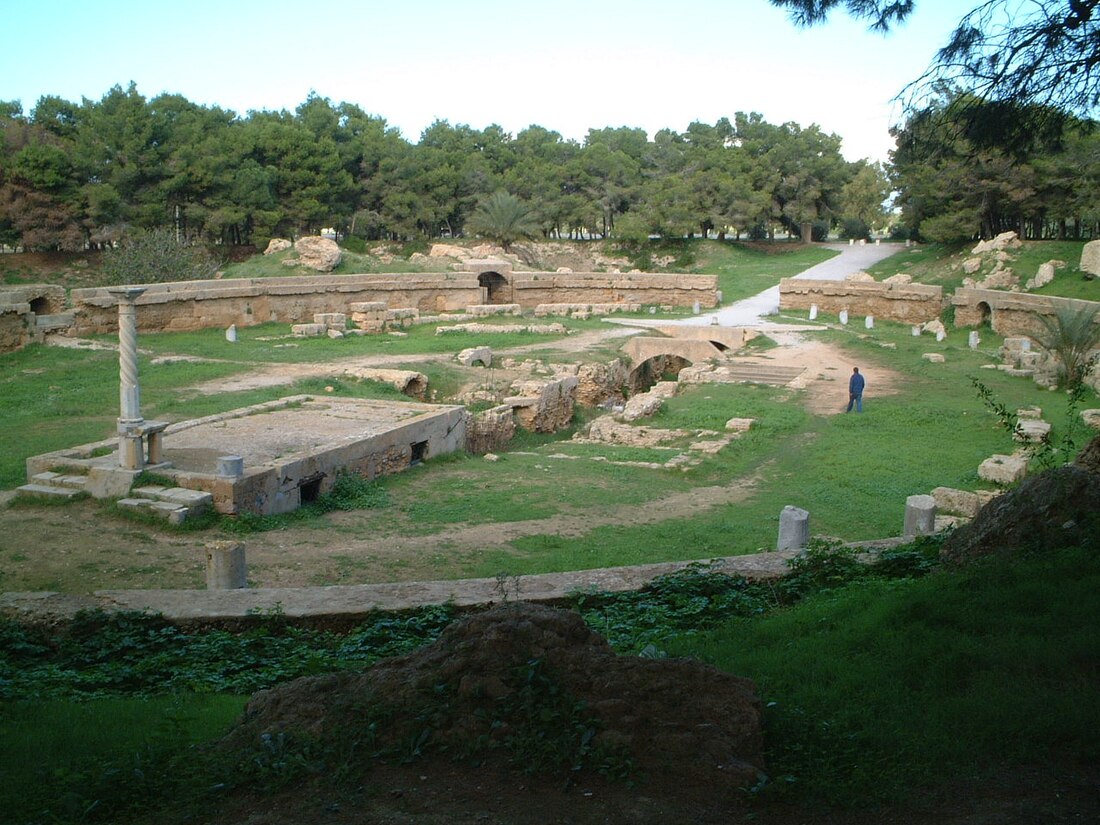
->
[867, 239, 1100, 300]
[690, 241, 840, 303]
[671, 544, 1100, 805]
[0, 694, 245, 821]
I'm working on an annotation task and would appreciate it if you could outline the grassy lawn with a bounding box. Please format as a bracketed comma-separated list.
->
[671, 544, 1100, 805]
[690, 241, 839, 302]
[867, 239, 1100, 301]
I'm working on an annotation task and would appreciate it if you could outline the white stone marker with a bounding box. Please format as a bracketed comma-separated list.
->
[912, 326, 921, 336]
[205, 541, 247, 589]
[809, 304, 818, 320]
[968, 330, 980, 349]
[777, 505, 810, 551]
[839, 309, 849, 325]
[865, 315, 874, 329]
[693, 300, 701, 314]
[226, 324, 237, 342]
[903, 495, 937, 537]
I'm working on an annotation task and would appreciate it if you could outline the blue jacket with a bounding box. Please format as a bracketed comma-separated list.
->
[849, 372, 865, 394]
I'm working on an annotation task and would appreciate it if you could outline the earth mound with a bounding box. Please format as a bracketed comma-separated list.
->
[941, 435, 1100, 565]
[222, 603, 764, 788]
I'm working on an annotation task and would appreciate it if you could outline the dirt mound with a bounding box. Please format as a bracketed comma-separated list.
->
[941, 435, 1100, 565]
[223, 603, 764, 789]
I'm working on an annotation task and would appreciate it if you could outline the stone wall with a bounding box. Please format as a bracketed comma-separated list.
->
[69, 273, 486, 335]
[509, 271, 717, 309]
[953, 287, 1100, 337]
[0, 304, 30, 352]
[778, 278, 944, 324]
[464, 404, 517, 454]
[65, 269, 717, 336]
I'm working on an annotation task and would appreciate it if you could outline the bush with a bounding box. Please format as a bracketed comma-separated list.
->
[102, 228, 222, 285]
[839, 218, 871, 241]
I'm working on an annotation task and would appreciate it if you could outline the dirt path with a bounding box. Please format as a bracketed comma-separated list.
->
[185, 326, 642, 395]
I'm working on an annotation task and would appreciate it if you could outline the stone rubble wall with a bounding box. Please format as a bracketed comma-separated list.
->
[505, 375, 579, 433]
[0, 303, 31, 352]
[953, 287, 1100, 337]
[510, 272, 717, 309]
[68, 273, 486, 335]
[464, 404, 517, 455]
[778, 278, 944, 324]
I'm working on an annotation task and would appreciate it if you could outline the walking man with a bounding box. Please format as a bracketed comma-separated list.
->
[847, 367, 865, 413]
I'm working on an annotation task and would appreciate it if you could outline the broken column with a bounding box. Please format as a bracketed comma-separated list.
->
[777, 505, 810, 550]
[108, 286, 147, 470]
[903, 494, 937, 537]
[205, 540, 247, 589]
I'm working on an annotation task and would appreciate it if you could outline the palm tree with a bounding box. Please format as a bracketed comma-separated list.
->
[466, 191, 540, 252]
[1033, 301, 1100, 388]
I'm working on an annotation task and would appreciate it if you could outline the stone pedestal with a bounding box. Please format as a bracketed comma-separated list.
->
[777, 505, 810, 550]
[205, 541, 247, 589]
[903, 495, 937, 537]
[839, 309, 849, 325]
[217, 455, 245, 477]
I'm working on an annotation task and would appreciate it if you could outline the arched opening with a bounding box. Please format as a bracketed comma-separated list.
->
[977, 301, 992, 328]
[627, 354, 692, 394]
[477, 271, 510, 304]
[29, 297, 49, 316]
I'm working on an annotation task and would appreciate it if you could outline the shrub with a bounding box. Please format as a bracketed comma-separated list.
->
[102, 228, 222, 285]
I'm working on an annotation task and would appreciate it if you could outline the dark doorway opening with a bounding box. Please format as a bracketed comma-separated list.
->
[299, 475, 324, 504]
[478, 271, 509, 304]
[410, 440, 429, 465]
[29, 297, 49, 315]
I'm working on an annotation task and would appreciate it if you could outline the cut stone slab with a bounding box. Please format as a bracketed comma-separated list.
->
[978, 454, 1029, 485]
[1014, 419, 1052, 443]
[724, 418, 754, 432]
[922, 353, 945, 363]
[1080, 409, 1100, 430]
[931, 487, 981, 518]
[16, 483, 82, 500]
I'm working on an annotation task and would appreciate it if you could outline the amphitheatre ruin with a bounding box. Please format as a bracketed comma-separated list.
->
[1, 235, 1099, 621]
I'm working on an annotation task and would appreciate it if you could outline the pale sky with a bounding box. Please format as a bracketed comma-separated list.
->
[1, 0, 964, 162]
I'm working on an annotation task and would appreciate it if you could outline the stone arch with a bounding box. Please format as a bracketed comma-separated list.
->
[976, 301, 992, 328]
[478, 271, 510, 304]
[627, 354, 692, 394]
[29, 297, 50, 316]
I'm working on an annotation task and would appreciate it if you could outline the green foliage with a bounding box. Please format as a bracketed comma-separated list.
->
[0, 604, 455, 700]
[101, 228, 222, 284]
[1032, 301, 1100, 387]
[465, 191, 540, 251]
[675, 543, 1100, 805]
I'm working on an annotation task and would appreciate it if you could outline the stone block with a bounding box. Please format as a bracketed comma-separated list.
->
[205, 541, 247, 589]
[348, 301, 387, 314]
[724, 417, 754, 432]
[1080, 239, 1100, 277]
[292, 323, 326, 337]
[457, 346, 492, 367]
[314, 312, 346, 327]
[978, 454, 1029, 485]
[1016, 406, 1043, 420]
[1081, 409, 1100, 430]
[903, 494, 937, 537]
[1014, 419, 1052, 443]
[777, 505, 810, 551]
[922, 353, 945, 363]
[931, 487, 981, 518]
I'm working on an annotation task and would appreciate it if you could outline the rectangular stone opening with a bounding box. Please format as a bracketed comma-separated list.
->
[299, 474, 324, 504]
[410, 440, 429, 465]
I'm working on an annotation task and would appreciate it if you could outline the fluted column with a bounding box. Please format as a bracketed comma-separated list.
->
[108, 287, 147, 469]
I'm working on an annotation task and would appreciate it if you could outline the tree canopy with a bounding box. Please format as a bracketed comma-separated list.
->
[0, 85, 872, 251]
[771, 0, 1100, 116]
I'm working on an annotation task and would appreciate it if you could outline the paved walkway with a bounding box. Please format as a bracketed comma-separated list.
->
[618, 242, 902, 329]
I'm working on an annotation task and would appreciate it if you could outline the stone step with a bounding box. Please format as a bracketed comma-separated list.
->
[29, 471, 88, 490]
[131, 485, 212, 509]
[16, 483, 83, 501]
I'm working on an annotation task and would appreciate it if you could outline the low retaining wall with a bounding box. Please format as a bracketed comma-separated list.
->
[65, 269, 717, 336]
[779, 278, 944, 324]
[953, 287, 1100, 337]
[509, 272, 717, 309]
[70, 273, 485, 335]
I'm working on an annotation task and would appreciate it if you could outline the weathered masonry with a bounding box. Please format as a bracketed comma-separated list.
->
[26, 396, 467, 516]
[65, 261, 718, 336]
[952, 288, 1100, 337]
[778, 277, 944, 324]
